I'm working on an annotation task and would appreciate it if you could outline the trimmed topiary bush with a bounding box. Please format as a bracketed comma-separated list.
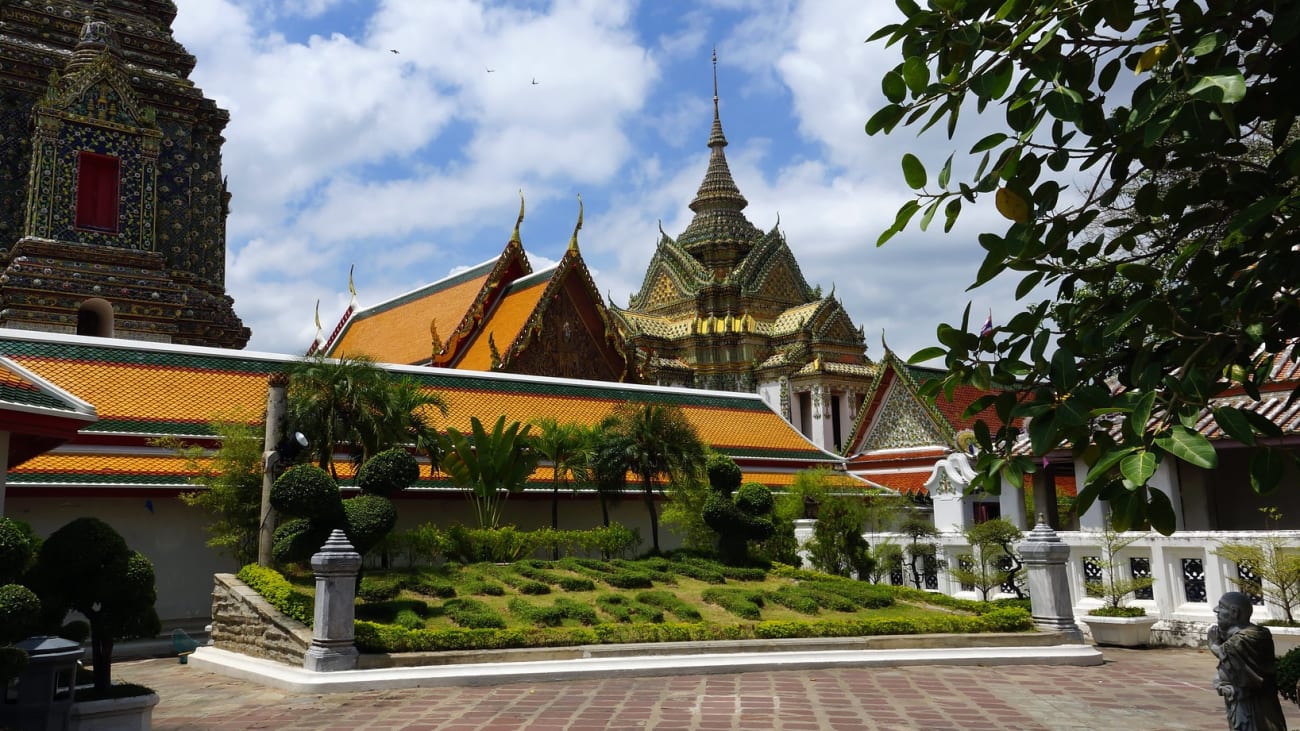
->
[1279, 646, 1300, 706]
[702, 458, 776, 566]
[32, 518, 160, 693]
[237, 564, 314, 626]
[342, 494, 398, 556]
[735, 483, 774, 516]
[272, 517, 332, 565]
[0, 518, 35, 585]
[358, 448, 420, 497]
[271, 464, 341, 519]
[0, 584, 40, 643]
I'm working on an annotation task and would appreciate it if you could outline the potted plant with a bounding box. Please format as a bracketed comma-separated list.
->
[1215, 509, 1300, 655]
[1079, 522, 1157, 647]
[31, 517, 160, 730]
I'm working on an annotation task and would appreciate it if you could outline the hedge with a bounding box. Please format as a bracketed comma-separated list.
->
[236, 564, 314, 627]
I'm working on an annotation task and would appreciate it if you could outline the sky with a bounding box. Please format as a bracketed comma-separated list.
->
[172, 0, 1021, 362]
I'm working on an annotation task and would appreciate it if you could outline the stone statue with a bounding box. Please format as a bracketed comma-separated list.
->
[1208, 591, 1288, 731]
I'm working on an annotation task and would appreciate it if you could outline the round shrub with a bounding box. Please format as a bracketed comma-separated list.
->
[358, 448, 420, 497]
[0, 518, 33, 585]
[1279, 646, 1300, 706]
[735, 483, 774, 515]
[271, 465, 341, 519]
[272, 518, 331, 564]
[0, 646, 27, 683]
[0, 583, 40, 643]
[706, 453, 743, 495]
[394, 608, 425, 630]
[343, 494, 398, 555]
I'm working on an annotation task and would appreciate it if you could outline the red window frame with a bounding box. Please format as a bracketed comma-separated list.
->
[74, 151, 121, 233]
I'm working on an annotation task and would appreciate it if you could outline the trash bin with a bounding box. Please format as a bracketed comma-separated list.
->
[0, 636, 82, 731]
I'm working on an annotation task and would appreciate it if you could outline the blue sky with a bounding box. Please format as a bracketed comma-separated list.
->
[173, 0, 1018, 360]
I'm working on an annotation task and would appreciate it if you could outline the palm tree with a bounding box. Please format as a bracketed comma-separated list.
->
[288, 354, 448, 477]
[531, 418, 585, 557]
[436, 415, 539, 528]
[593, 402, 707, 553]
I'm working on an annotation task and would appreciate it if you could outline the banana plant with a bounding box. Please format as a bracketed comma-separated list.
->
[437, 415, 538, 528]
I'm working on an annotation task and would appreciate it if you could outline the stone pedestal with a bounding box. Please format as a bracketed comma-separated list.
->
[1018, 517, 1082, 641]
[303, 530, 361, 672]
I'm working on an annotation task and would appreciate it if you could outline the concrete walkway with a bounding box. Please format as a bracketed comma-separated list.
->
[116, 647, 1300, 730]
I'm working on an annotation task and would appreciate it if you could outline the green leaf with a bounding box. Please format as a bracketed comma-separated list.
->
[1085, 446, 1137, 484]
[1014, 271, 1044, 299]
[970, 132, 1007, 153]
[1153, 426, 1218, 469]
[1147, 487, 1176, 535]
[901, 56, 930, 93]
[938, 153, 953, 189]
[865, 104, 904, 135]
[1211, 407, 1257, 446]
[901, 153, 927, 189]
[1130, 391, 1156, 436]
[1189, 32, 1225, 57]
[907, 346, 947, 364]
[882, 70, 907, 103]
[1250, 448, 1286, 495]
[1120, 450, 1157, 486]
[1116, 262, 1159, 284]
[1187, 71, 1247, 103]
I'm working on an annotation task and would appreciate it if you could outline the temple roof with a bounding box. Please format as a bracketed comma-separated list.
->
[322, 259, 498, 364]
[0, 329, 848, 492]
[456, 268, 553, 371]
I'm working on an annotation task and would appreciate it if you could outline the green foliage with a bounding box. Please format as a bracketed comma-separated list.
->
[1278, 646, 1300, 707]
[661, 473, 717, 553]
[32, 518, 160, 692]
[636, 590, 703, 621]
[357, 448, 419, 497]
[704, 474, 777, 565]
[1085, 522, 1155, 612]
[158, 420, 264, 566]
[702, 588, 766, 620]
[0, 584, 40, 643]
[437, 416, 539, 529]
[0, 645, 27, 683]
[0, 518, 35, 585]
[591, 402, 708, 553]
[355, 598, 433, 624]
[595, 593, 663, 623]
[357, 573, 407, 602]
[341, 494, 398, 556]
[807, 495, 873, 579]
[288, 354, 448, 475]
[271, 465, 340, 520]
[706, 452, 743, 495]
[237, 564, 314, 626]
[950, 519, 1024, 601]
[530, 418, 589, 553]
[271, 517, 330, 565]
[443, 597, 506, 629]
[394, 608, 425, 630]
[869, 0, 1300, 534]
[1216, 536, 1300, 623]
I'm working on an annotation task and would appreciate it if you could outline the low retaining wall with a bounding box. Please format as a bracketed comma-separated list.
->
[210, 573, 311, 665]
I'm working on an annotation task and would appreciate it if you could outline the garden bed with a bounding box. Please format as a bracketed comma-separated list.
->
[237, 557, 1032, 655]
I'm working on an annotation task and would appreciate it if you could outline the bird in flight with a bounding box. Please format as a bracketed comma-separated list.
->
[486, 66, 495, 73]
[389, 49, 399, 54]
[531, 77, 539, 85]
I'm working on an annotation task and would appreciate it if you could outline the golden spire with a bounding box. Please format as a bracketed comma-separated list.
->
[347, 264, 357, 308]
[510, 189, 525, 244]
[430, 318, 442, 359]
[568, 193, 583, 253]
[313, 299, 323, 348]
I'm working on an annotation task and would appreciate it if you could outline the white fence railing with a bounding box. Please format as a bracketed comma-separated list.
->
[800, 522, 1300, 624]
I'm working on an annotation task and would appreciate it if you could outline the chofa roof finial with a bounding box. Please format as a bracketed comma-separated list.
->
[510, 189, 525, 244]
[568, 193, 583, 253]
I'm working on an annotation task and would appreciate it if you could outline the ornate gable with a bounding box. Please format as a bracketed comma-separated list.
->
[627, 234, 708, 313]
[433, 231, 532, 366]
[861, 379, 950, 451]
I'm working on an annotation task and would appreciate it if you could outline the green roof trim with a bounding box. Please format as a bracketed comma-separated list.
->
[0, 380, 79, 411]
[0, 339, 287, 376]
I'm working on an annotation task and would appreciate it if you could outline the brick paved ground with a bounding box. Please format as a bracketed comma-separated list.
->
[115, 647, 1300, 730]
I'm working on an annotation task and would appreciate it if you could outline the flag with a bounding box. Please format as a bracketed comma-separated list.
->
[979, 310, 993, 337]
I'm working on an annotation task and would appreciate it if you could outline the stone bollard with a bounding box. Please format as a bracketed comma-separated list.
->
[1018, 515, 1082, 642]
[303, 529, 361, 672]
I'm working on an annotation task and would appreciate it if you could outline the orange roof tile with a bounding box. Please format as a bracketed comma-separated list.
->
[456, 272, 552, 371]
[330, 265, 493, 365]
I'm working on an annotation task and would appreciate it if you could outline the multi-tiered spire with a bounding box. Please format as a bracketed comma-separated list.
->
[677, 49, 761, 269]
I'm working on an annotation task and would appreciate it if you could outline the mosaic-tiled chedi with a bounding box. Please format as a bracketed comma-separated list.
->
[610, 61, 872, 451]
[0, 1, 249, 348]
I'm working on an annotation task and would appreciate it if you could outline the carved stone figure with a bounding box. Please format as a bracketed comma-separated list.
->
[1208, 591, 1288, 731]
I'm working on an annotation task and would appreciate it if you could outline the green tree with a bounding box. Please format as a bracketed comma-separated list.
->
[899, 513, 940, 590]
[531, 418, 586, 556]
[157, 419, 264, 566]
[31, 518, 159, 692]
[868, 1, 1300, 533]
[288, 354, 448, 477]
[591, 402, 707, 554]
[949, 519, 1024, 601]
[437, 415, 539, 528]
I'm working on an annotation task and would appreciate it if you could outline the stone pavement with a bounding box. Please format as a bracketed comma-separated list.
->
[116, 647, 1300, 731]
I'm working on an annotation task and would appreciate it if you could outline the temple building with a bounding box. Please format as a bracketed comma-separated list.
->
[0, 1, 248, 348]
[609, 61, 873, 452]
[312, 201, 636, 382]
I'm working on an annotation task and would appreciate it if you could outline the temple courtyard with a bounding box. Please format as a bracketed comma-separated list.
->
[115, 647, 1300, 731]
